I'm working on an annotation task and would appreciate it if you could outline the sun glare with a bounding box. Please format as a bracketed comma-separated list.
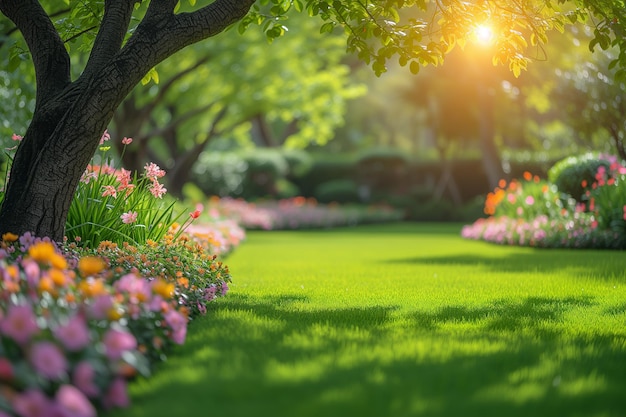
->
[474, 24, 494, 45]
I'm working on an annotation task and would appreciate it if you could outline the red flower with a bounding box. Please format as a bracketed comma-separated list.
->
[190, 209, 201, 219]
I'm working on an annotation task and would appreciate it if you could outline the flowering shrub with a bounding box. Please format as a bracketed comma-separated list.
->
[66, 133, 183, 247]
[68, 233, 232, 320]
[483, 172, 577, 221]
[463, 157, 626, 249]
[582, 156, 626, 235]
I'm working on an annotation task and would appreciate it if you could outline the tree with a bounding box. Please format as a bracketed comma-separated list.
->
[1, 0, 625, 241]
[110, 11, 364, 197]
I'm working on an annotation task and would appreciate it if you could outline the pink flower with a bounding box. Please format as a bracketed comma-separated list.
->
[120, 211, 138, 224]
[121, 137, 133, 145]
[99, 129, 111, 145]
[22, 259, 41, 287]
[116, 168, 132, 187]
[11, 133, 23, 141]
[0, 357, 14, 381]
[56, 384, 97, 417]
[87, 294, 114, 320]
[72, 361, 100, 398]
[149, 180, 167, 199]
[12, 389, 53, 417]
[114, 274, 151, 303]
[101, 185, 117, 198]
[30, 341, 68, 379]
[164, 310, 187, 344]
[80, 170, 98, 185]
[103, 328, 137, 360]
[623, 205, 626, 221]
[53, 314, 91, 351]
[144, 162, 166, 179]
[0, 303, 39, 345]
[103, 378, 130, 409]
[525, 196, 535, 205]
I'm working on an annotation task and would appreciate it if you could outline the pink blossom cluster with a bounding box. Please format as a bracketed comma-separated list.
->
[0, 235, 191, 417]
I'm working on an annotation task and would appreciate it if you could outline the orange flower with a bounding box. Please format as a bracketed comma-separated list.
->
[523, 171, 532, 181]
[5, 264, 19, 280]
[78, 256, 106, 276]
[498, 179, 507, 189]
[38, 276, 55, 293]
[28, 242, 56, 263]
[48, 269, 67, 286]
[177, 277, 189, 288]
[50, 253, 68, 270]
[1, 232, 18, 242]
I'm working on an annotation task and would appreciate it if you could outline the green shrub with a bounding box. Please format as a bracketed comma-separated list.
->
[282, 149, 313, 179]
[548, 153, 612, 201]
[314, 179, 361, 204]
[193, 152, 248, 197]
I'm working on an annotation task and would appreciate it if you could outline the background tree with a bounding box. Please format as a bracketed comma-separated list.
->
[110, 10, 364, 197]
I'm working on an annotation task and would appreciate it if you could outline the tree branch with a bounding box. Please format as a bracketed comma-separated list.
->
[174, 0, 256, 44]
[82, 0, 139, 80]
[141, 55, 212, 117]
[0, 0, 70, 105]
[137, 101, 218, 143]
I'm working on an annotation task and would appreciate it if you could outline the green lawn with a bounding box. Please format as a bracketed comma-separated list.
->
[109, 223, 626, 417]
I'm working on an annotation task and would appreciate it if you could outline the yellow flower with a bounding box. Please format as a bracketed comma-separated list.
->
[28, 242, 57, 263]
[78, 256, 106, 277]
[2, 232, 18, 242]
[107, 307, 123, 321]
[152, 279, 175, 299]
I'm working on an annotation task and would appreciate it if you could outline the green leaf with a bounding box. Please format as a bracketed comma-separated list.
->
[320, 22, 335, 34]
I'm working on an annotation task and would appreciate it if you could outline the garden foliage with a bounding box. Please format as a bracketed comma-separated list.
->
[463, 154, 626, 249]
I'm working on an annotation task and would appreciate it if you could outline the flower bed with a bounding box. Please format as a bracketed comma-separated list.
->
[204, 196, 404, 230]
[0, 231, 232, 417]
[462, 154, 626, 249]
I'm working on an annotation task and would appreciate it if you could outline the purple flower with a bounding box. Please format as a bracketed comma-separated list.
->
[54, 314, 91, 351]
[103, 328, 137, 360]
[87, 294, 114, 320]
[72, 361, 100, 398]
[221, 282, 229, 296]
[103, 378, 130, 409]
[12, 389, 54, 417]
[0, 303, 39, 345]
[55, 384, 97, 417]
[30, 341, 68, 379]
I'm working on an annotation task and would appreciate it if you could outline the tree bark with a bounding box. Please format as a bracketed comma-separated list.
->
[0, 0, 256, 241]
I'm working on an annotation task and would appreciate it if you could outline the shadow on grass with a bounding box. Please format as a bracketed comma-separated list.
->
[410, 296, 596, 333]
[111, 293, 626, 417]
[384, 250, 626, 279]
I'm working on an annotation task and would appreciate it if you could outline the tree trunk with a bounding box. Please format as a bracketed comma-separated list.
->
[477, 86, 504, 189]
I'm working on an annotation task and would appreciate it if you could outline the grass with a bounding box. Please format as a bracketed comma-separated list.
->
[108, 223, 626, 417]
